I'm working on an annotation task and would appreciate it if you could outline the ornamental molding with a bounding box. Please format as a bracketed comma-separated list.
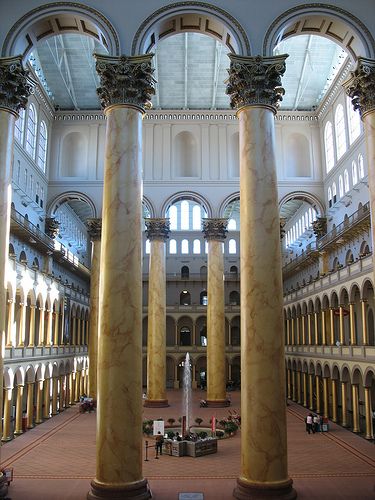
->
[86, 218, 102, 241]
[316, 60, 352, 119]
[202, 218, 228, 241]
[343, 57, 375, 119]
[145, 218, 170, 241]
[95, 54, 155, 111]
[0, 56, 35, 114]
[226, 54, 288, 113]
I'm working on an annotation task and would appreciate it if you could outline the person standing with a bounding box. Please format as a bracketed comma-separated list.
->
[313, 414, 320, 433]
[306, 413, 313, 434]
[155, 431, 164, 456]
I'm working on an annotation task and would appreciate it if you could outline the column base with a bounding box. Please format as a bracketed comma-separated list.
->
[206, 399, 230, 408]
[143, 399, 169, 408]
[87, 478, 151, 500]
[14, 430, 23, 436]
[233, 477, 297, 500]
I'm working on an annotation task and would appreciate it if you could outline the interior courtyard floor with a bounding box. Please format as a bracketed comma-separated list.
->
[0, 390, 374, 500]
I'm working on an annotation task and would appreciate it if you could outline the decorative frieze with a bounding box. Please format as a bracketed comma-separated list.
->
[343, 57, 375, 119]
[226, 54, 287, 112]
[0, 56, 35, 114]
[86, 218, 102, 241]
[145, 218, 170, 241]
[202, 218, 228, 241]
[95, 54, 155, 111]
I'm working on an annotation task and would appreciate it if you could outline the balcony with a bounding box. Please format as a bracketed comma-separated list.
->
[282, 241, 319, 279]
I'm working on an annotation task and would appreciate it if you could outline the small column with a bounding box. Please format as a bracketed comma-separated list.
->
[59, 375, 65, 410]
[321, 310, 326, 345]
[37, 307, 45, 346]
[87, 218, 102, 400]
[303, 372, 307, 407]
[174, 364, 179, 389]
[2, 387, 13, 441]
[291, 317, 295, 345]
[14, 384, 24, 435]
[203, 218, 228, 407]
[286, 318, 290, 345]
[75, 371, 81, 401]
[53, 310, 60, 346]
[144, 218, 170, 408]
[292, 370, 297, 402]
[349, 303, 356, 345]
[364, 386, 374, 439]
[88, 53, 154, 500]
[352, 384, 360, 433]
[331, 379, 338, 423]
[52, 377, 59, 415]
[301, 314, 306, 344]
[287, 369, 291, 399]
[314, 312, 319, 344]
[341, 381, 348, 427]
[339, 305, 345, 344]
[296, 315, 300, 345]
[28, 305, 36, 347]
[43, 377, 50, 419]
[309, 374, 314, 410]
[68, 373, 73, 405]
[6, 299, 14, 346]
[307, 313, 312, 345]
[323, 378, 329, 418]
[296, 371, 301, 404]
[361, 299, 368, 345]
[26, 381, 34, 428]
[18, 302, 26, 346]
[315, 375, 321, 413]
[35, 380, 43, 424]
[45, 309, 53, 346]
[329, 308, 335, 345]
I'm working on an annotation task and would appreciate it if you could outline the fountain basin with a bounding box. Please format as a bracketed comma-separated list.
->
[164, 437, 217, 457]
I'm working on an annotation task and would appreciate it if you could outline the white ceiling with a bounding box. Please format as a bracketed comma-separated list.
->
[30, 32, 348, 112]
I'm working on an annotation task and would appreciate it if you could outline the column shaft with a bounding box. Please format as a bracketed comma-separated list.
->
[364, 387, 374, 439]
[303, 373, 307, 407]
[26, 382, 34, 428]
[341, 382, 348, 427]
[323, 378, 329, 418]
[2, 388, 13, 441]
[52, 377, 58, 415]
[315, 375, 321, 413]
[35, 380, 43, 424]
[43, 378, 50, 419]
[361, 300, 368, 345]
[14, 384, 24, 435]
[352, 384, 360, 433]
[309, 374, 314, 410]
[331, 380, 338, 423]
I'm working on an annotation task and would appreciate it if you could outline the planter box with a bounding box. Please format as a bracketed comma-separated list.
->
[185, 438, 217, 457]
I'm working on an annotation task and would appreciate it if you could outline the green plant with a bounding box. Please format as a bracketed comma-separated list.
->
[195, 417, 203, 426]
[224, 421, 238, 434]
[167, 418, 176, 426]
[216, 430, 225, 438]
[198, 431, 208, 439]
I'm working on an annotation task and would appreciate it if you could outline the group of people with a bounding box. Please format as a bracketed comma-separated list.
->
[305, 413, 324, 434]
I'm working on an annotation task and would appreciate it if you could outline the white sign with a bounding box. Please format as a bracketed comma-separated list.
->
[153, 420, 165, 436]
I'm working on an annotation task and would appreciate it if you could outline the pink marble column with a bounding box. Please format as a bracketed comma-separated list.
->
[144, 218, 170, 408]
[86, 218, 102, 400]
[203, 218, 228, 407]
[88, 54, 154, 500]
[227, 54, 296, 500]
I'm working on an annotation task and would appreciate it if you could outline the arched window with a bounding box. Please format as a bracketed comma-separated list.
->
[332, 182, 337, 203]
[328, 187, 332, 208]
[352, 161, 358, 185]
[338, 175, 344, 197]
[344, 169, 350, 193]
[181, 239, 189, 254]
[193, 239, 201, 254]
[15, 108, 25, 144]
[228, 239, 236, 254]
[180, 201, 189, 230]
[324, 121, 334, 172]
[192, 205, 201, 230]
[37, 120, 48, 171]
[335, 104, 347, 160]
[180, 292, 191, 307]
[181, 266, 189, 278]
[26, 103, 37, 158]
[145, 240, 150, 254]
[228, 218, 236, 230]
[347, 96, 361, 144]
[358, 154, 365, 179]
[200, 291, 207, 306]
[179, 325, 191, 343]
[169, 239, 177, 254]
[169, 205, 178, 230]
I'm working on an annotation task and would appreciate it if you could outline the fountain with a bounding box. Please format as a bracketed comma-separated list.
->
[183, 352, 192, 432]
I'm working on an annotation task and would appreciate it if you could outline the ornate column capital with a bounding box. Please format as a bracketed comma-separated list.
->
[0, 55, 35, 115]
[343, 57, 375, 119]
[86, 218, 102, 241]
[312, 217, 327, 238]
[45, 217, 60, 239]
[95, 53, 155, 112]
[145, 218, 170, 241]
[202, 218, 228, 241]
[226, 54, 288, 113]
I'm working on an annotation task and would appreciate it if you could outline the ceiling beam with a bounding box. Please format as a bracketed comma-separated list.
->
[184, 33, 188, 109]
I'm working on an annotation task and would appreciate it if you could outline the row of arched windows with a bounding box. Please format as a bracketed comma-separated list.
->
[15, 103, 48, 172]
[327, 154, 365, 207]
[285, 208, 317, 248]
[145, 238, 238, 255]
[324, 98, 361, 173]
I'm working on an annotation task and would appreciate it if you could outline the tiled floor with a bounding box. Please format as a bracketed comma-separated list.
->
[1, 390, 374, 499]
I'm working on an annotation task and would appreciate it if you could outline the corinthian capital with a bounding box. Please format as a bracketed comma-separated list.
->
[202, 218, 228, 241]
[343, 57, 375, 119]
[0, 56, 35, 114]
[145, 218, 170, 241]
[95, 54, 155, 111]
[86, 218, 102, 241]
[226, 54, 288, 113]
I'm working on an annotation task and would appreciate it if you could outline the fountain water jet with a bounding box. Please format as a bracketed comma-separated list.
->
[183, 352, 192, 432]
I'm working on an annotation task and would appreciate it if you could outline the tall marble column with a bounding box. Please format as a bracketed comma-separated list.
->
[14, 384, 24, 435]
[203, 218, 228, 407]
[144, 218, 170, 408]
[86, 218, 102, 400]
[88, 54, 154, 500]
[2, 387, 13, 441]
[227, 54, 296, 500]
[26, 381, 34, 428]
[309, 374, 314, 410]
[331, 379, 338, 423]
[341, 381, 348, 427]
[364, 386, 374, 439]
[344, 59, 375, 290]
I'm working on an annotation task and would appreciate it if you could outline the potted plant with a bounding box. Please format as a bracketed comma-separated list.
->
[195, 417, 203, 426]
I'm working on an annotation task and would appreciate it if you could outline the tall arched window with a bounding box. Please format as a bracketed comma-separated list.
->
[332, 182, 337, 203]
[308, 208, 313, 225]
[15, 108, 25, 144]
[37, 120, 48, 171]
[358, 154, 365, 179]
[181, 239, 189, 254]
[347, 96, 361, 144]
[180, 201, 189, 230]
[193, 239, 201, 254]
[334, 104, 347, 160]
[344, 169, 350, 193]
[169, 239, 177, 254]
[324, 121, 334, 172]
[192, 205, 201, 230]
[26, 103, 37, 158]
[338, 175, 344, 197]
[328, 187, 332, 208]
[352, 161, 358, 185]
[228, 218, 236, 230]
[228, 239, 236, 254]
[169, 205, 178, 230]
